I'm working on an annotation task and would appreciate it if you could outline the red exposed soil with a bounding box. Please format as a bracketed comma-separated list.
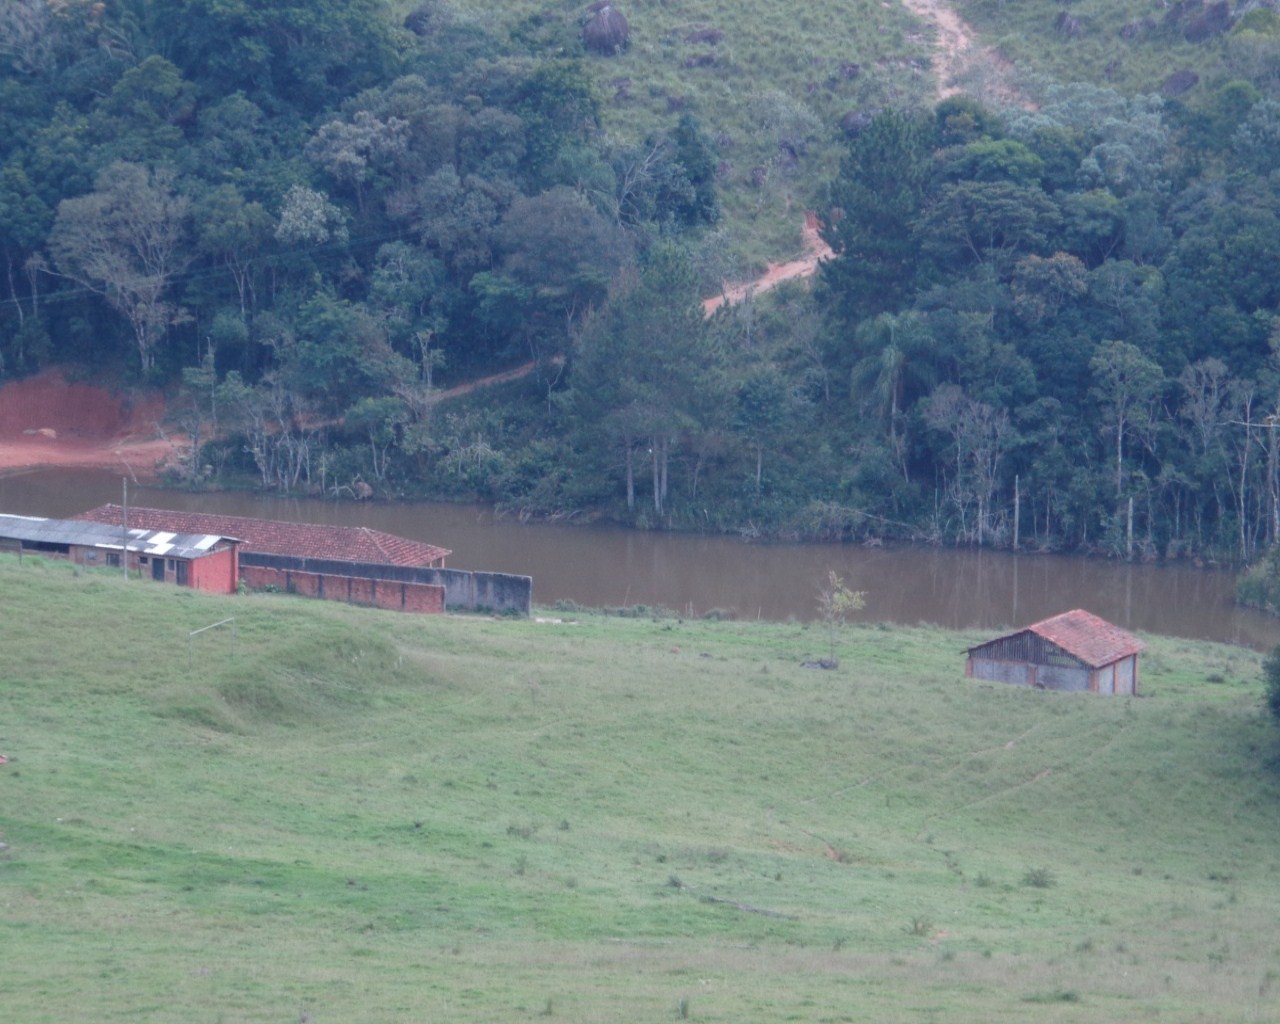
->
[0, 369, 187, 480]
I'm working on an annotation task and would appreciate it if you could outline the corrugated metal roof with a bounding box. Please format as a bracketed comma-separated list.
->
[77, 505, 451, 567]
[969, 608, 1144, 668]
[0, 513, 234, 560]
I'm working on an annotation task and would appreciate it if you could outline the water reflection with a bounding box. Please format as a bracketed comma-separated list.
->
[2, 467, 1276, 648]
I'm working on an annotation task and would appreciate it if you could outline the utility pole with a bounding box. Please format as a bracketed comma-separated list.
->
[1126, 495, 1134, 561]
[122, 477, 129, 580]
[1013, 474, 1020, 551]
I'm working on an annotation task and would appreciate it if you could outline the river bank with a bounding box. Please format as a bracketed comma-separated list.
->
[3, 464, 1278, 649]
[4, 369, 1278, 647]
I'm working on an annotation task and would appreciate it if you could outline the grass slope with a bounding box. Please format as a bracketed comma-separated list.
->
[437, 0, 1270, 264]
[3, 555, 1280, 1021]
[957, 0, 1269, 98]
[445, 0, 937, 262]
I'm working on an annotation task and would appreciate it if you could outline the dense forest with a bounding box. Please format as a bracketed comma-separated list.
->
[4, 0, 1280, 566]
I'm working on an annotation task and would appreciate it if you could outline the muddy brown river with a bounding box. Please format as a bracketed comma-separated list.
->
[2, 467, 1277, 648]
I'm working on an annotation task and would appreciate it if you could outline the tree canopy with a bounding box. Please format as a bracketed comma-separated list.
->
[5, 1, 1280, 567]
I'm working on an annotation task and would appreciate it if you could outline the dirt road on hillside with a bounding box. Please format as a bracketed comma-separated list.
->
[703, 215, 834, 315]
[901, 0, 1032, 107]
[701, 0, 1031, 316]
[901, 0, 974, 99]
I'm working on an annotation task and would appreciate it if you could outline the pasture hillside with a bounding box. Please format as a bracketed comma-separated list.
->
[439, 0, 1273, 258]
[1, 555, 1279, 1022]
[956, 0, 1275, 96]
[440, 0, 939, 259]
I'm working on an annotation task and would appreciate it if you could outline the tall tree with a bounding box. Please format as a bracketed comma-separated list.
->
[0, 163, 51, 326]
[193, 184, 273, 321]
[48, 161, 191, 372]
[1089, 339, 1164, 497]
[571, 242, 718, 516]
[735, 365, 796, 494]
[512, 60, 601, 190]
[917, 180, 1060, 275]
[0, 0, 58, 76]
[481, 185, 631, 368]
[925, 384, 1013, 545]
[821, 110, 934, 322]
[305, 109, 409, 216]
[851, 311, 935, 481]
[89, 55, 196, 165]
[150, 0, 402, 115]
[1176, 357, 1236, 550]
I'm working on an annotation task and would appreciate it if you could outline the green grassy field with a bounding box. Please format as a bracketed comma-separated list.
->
[3, 554, 1280, 1022]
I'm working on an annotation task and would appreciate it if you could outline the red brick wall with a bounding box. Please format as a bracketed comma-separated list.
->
[291, 570, 324, 598]
[402, 583, 445, 613]
[240, 565, 271, 590]
[68, 545, 99, 569]
[188, 546, 238, 594]
[241, 565, 444, 614]
[62, 543, 237, 593]
[347, 577, 376, 606]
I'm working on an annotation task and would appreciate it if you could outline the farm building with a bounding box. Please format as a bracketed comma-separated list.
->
[965, 609, 1143, 695]
[0, 512, 239, 593]
[77, 504, 451, 567]
[75, 505, 532, 616]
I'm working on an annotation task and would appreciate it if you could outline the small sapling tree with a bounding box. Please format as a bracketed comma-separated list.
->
[817, 570, 865, 668]
[1263, 644, 1280, 722]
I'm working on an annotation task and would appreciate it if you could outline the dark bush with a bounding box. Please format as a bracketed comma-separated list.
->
[1262, 645, 1280, 722]
[1162, 70, 1200, 95]
[403, 1, 444, 36]
[1055, 12, 1082, 37]
[840, 109, 874, 137]
[684, 28, 724, 45]
[1185, 2, 1232, 43]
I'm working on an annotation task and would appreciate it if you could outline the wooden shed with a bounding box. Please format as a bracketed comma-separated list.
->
[965, 609, 1143, 695]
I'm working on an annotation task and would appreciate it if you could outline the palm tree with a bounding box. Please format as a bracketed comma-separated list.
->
[851, 311, 935, 480]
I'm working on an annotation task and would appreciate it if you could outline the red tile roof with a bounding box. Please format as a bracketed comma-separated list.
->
[1023, 608, 1144, 667]
[77, 505, 450, 567]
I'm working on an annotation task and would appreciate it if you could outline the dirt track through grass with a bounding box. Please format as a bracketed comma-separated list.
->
[901, 0, 975, 97]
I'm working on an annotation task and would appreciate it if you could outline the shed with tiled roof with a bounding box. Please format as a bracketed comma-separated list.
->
[77, 505, 449, 567]
[964, 609, 1143, 694]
